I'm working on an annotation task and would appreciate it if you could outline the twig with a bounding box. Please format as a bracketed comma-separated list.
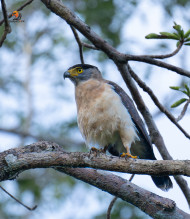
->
[82, 42, 99, 50]
[0, 185, 37, 211]
[107, 174, 135, 219]
[140, 41, 183, 59]
[0, 0, 11, 47]
[107, 196, 117, 219]
[127, 64, 190, 139]
[176, 98, 190, 122]
[125, 54, 190, 78]
[70, 25, 84, 64]
[0, 0, 34, 26]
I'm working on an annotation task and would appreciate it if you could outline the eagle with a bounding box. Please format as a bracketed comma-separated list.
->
[64, 64, 173, 191]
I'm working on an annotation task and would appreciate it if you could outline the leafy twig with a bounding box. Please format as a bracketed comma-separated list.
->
[140, 41, 183, 59]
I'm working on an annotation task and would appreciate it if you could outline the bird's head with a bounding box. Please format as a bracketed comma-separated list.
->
[64, 64, 102, 86]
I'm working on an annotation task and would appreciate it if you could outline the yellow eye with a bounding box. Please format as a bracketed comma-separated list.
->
[77, 68, 83, 73]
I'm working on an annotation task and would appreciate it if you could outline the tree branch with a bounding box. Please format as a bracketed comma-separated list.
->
[127, 64, 190, 139]
[41, 0, 190, 78]
[0, 140, 190, 219]
[140, 41, 183, 59]
[70, 25, 84, 64]
[58, 167, 190, 219]
[176, 98, 190, 122]
[0, 141, 190, 182]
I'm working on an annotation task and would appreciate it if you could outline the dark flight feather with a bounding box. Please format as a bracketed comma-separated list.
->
[106, 80, 173, 191]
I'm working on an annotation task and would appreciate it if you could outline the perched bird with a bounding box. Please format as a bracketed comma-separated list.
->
[64, 64, 173, 191]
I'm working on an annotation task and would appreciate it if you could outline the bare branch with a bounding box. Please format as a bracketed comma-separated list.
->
[141, 41, 183, 59]
[82, 42, 99, 50]
[0, 140, 189, 219]
[58, 167, 190, 219]
[107, 174, 135, 219]
[0, 0, 34, 26]
[127, 64, 190, 139]
[176, 98, 190, 122]
[0, 185, 37, 210]
[0, 0, 11, 47]
[70, 25, 84, 64]
[1, 142, 190, 182]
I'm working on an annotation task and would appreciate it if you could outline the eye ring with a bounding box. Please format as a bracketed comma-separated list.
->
[77, 68, 83, 73]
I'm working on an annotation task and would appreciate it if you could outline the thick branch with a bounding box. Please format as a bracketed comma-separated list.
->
[41, 0, 190, 78]
[1, 141, 190, 182]
[0, 141, 190, 218]
[58, 168, 190, 219]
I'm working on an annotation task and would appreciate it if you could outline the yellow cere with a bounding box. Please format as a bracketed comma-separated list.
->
[68, 67, 83, 77]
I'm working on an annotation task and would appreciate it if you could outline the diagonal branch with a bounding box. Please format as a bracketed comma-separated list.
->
[58, 167, 190, 219]
[116, 63, 190, 207]
[41, 0, 190, 78]
[70, 25, 84, 64]
[127, 64, 190, 139]
[176, 98, 190, 122]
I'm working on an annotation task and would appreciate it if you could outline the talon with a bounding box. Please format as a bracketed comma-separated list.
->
[90, 147, 99, 153]
[120, 152, 138, 159]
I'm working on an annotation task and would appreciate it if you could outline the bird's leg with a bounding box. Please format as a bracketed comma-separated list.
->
[120, 146, 138, 159]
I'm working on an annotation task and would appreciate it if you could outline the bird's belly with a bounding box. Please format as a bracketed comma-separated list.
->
[77, 86, 137, 148]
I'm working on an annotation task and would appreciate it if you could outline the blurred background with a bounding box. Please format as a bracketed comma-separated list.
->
[0, 0, 190, 218]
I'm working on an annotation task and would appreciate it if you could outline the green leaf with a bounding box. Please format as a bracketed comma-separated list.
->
[184, 84, 190, 96]
[173, 22, 182, 32]
[184, 37, 190, 42]
[159, 32, 180, 40]
[184, 29, 190, 38]
[145, 33, 160, 39]
[170, 86, 180, 90]
[184, 42, 190, 46]
[171, 98, 187, 108]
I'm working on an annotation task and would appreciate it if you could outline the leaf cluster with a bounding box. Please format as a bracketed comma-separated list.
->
[170, 84, 190, 108]
[145, 22, 190, 47]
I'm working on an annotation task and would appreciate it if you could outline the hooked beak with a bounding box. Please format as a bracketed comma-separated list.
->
[63, 71, 71, 79]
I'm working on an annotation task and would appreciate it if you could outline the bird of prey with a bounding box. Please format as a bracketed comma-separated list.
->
[64, 64, 173, 191]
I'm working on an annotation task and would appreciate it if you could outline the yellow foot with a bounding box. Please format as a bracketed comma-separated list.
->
[120, 152, 138, 159]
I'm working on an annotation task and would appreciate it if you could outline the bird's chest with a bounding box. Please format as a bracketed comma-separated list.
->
[75, 80, 132, 146]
